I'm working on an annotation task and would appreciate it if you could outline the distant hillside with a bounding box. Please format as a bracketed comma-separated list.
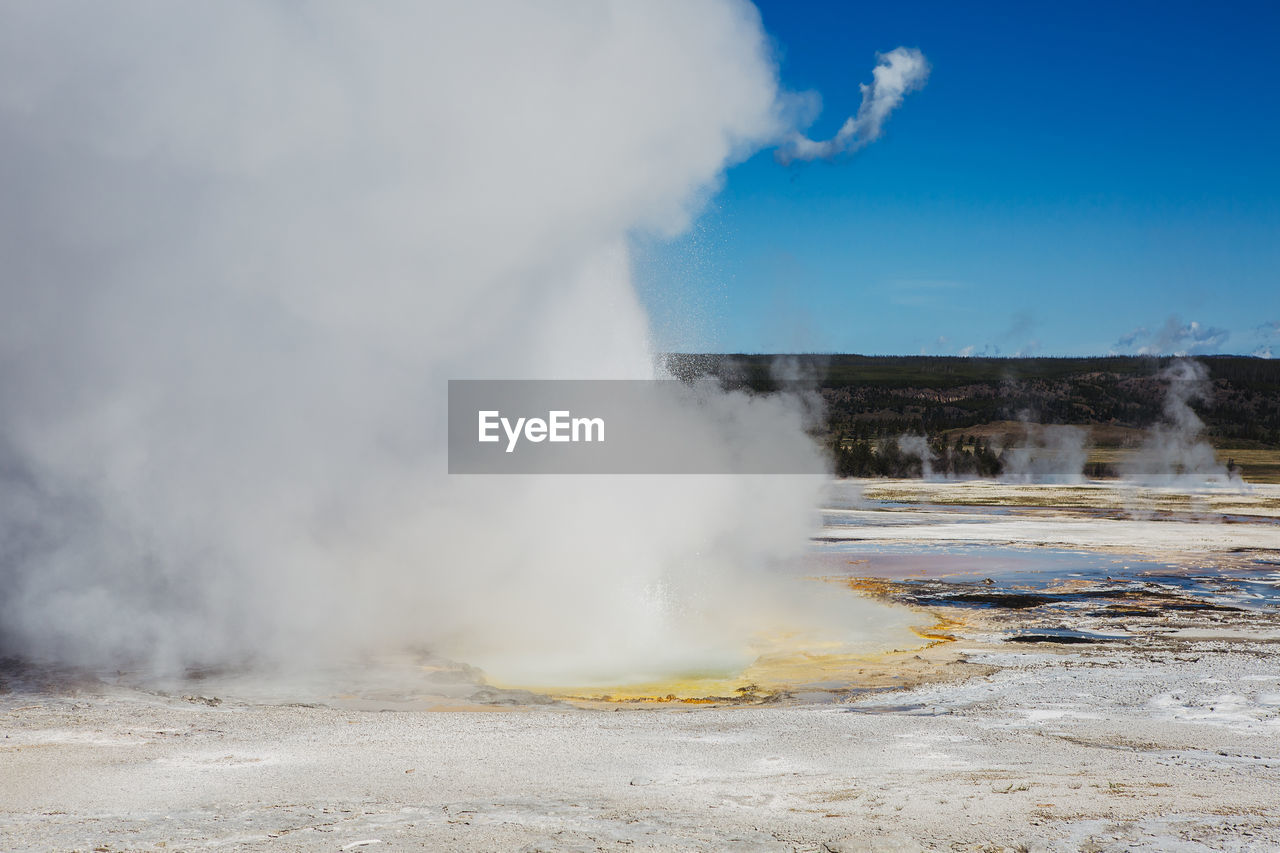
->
[665, 355, 1280, 448]
[663, 355, 1280, 481]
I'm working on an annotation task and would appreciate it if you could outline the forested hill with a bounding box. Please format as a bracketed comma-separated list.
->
[664, 355, 1280, 449]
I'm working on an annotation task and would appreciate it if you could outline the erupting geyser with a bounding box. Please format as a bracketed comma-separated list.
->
[0, 2, 920, 687]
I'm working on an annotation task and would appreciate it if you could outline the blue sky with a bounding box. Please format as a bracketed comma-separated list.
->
[636, 0, 1280, 357]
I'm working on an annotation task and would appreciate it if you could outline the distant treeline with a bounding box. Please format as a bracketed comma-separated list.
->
[831, 434, 1003, 479]
[665, 354, 1280, 450]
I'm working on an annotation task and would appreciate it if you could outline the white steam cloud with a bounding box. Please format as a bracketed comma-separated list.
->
[0, 2, 908, 683]
[778, 46, 929, 163]
[1124, 360, 1241, 489]
[896, 434, 934, 480]
[1000, 424, 1089, 485]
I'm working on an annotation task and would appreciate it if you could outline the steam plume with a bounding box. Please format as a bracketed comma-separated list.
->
[1000, 423, 1089, 485]
[778, 47, 929, 163]
[896, 434, 935, 480]
[0, 1, 909, 683]
[1124, 360, 1241, 489]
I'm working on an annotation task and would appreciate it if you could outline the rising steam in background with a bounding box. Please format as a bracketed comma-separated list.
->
[778, 47, 929, 163]
[995, 363, 1239, 489]
[1124, 360, 1242, 489]
[0, 1, 915, 682]
[1000, 423, 1089, 485]
[896, 435, 935, 480]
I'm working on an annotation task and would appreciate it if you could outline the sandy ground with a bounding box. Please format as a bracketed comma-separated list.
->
[820, 508, 1280, 554]
[856, 481, 1280, 521]
[4, 481, 1280, 852]
[824, 481, 1280, 556]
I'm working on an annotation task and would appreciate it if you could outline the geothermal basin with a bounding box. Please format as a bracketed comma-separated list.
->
[4, 479, 1280, 851]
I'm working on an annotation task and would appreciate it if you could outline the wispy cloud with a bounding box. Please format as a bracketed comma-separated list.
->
[1003, 311, 1035, 343]
[888, 278, 964, 291]
[1250, 320, 1278, 358]
[999, 311, 1041, 356]
[1111, 316, 1230, 356]
[1115, 328, 1145, 349]
[949, 311, 1037, 358]
[777, 47, 929, 163]
[886, 278, 964, 308]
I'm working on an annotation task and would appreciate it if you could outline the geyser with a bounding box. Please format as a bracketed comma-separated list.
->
[0, 2, 915, 686]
